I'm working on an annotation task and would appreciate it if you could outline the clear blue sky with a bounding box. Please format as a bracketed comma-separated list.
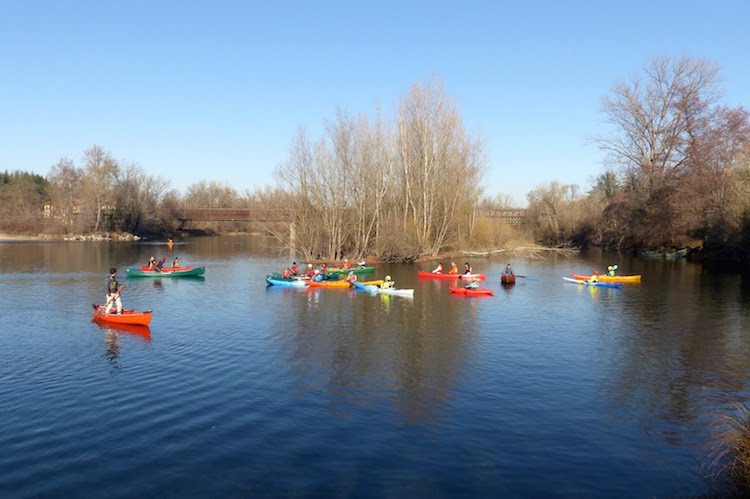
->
[1, 1, 748, 206]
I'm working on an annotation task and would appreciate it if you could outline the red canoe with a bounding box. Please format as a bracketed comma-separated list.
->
[92, 305, 152, 326]
[449, 286, 494, 296]
[418, 271, 486, 280]
[140, 265, 194, 272]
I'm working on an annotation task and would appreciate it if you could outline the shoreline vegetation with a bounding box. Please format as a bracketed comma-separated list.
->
[2, 58, 749, 273]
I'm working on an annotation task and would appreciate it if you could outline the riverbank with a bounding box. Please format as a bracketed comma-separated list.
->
[0, 233, 44, 241]
[0, 232, 141, 242]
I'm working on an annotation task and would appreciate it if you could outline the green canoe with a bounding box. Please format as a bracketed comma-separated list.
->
[326, 266, 375, 275]
[127, 266, 206, 277]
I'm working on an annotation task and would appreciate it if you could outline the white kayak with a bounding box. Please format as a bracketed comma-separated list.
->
[352, 281, 414, 298]
[378, 287, 414, 297]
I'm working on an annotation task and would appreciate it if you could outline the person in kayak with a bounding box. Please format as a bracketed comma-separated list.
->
[313, 269, 324, 282]
[504, 264, 514, 275]
[381, 275, 395, 289]
[105, 267, 123, 314]
[464, 262, 472, 274]
[358, 260, 367, 268]
[432, 262, 443, 274]
[588, 270, 600, 283]
[306, 264, 315, 279]
[147, 256, 157, 269]
[342, 259, 351, 269]
[346, 271, 357, 282]
[607, 265, 618, 276]
[465, 277, 480, 289]
[172, 257, 180, 268]
[291, 262, 299, 275]
[449, 262, 458, 274]
[282, 268, 291, 279]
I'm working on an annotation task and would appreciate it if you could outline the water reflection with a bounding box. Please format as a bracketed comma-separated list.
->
[92, 319, 151, 370]
[605, 264, 750, 442]
[281, 278, 472, 425]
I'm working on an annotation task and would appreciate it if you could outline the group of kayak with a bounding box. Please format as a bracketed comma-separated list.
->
[268, 260, 522, 298]
[92, 244, 206, 327]
[267, 259, 415, 297]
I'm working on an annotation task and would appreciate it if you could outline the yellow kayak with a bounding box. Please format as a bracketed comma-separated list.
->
[571, 273, 641, 283]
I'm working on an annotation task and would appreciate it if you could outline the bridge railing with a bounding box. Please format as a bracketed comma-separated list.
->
[175, 208, 293, 222]
[175, 207, 527, 225]
[475, 208, 527, 225]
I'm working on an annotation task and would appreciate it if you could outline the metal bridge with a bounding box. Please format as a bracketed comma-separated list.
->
[175, 208, 293, 223]
[176, 207, 527, 225]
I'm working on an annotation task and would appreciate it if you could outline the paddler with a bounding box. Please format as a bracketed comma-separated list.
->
[104, 268, 123, 314]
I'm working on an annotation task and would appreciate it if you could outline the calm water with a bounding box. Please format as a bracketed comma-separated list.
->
[1, 237, 749, 497]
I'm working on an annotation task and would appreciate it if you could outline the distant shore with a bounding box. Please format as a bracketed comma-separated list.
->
[0, 233, 43, 241]
[0, 232, 142, 242]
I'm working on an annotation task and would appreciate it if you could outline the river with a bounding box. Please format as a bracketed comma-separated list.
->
[1, 236, 748, 497]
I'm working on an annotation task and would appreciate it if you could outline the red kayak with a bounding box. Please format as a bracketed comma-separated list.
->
[92, 305, 152, 326]
[449, 286, 494, 296]
[418, 271, 486, 280]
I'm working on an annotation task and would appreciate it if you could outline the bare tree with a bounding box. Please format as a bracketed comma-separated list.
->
[48, 158, 83, 229]
[396, 77, 485, 255]
[81, 145, 120, 232]
[275, 128, 319, 258]
[349, 109, 395, 259]
[114, 162, 170, 233]
[596, 56, 723, 249]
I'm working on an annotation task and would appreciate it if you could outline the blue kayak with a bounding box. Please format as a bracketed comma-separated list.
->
[266, 276, 307, 287]
[351, 281, 378, 292]
[562, 276, 623, 289]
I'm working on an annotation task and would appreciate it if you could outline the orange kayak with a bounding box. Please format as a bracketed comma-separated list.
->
[92, 305, 152, 326]
[307, 280, 351, 288]
[449, 286, 494, 296]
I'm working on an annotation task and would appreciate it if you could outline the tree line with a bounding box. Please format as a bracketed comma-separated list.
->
[525, 56, 750, 268]
[2, 61, 749, 267]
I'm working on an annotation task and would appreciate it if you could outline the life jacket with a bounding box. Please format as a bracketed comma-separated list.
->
[107, 277, 119, 294]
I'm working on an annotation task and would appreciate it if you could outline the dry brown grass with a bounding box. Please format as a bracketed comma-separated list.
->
[708, 403, 750, 491]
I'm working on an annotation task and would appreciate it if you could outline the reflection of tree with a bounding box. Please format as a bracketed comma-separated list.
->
[285, 284, 475, 424]
[607, 266, 750, 442]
